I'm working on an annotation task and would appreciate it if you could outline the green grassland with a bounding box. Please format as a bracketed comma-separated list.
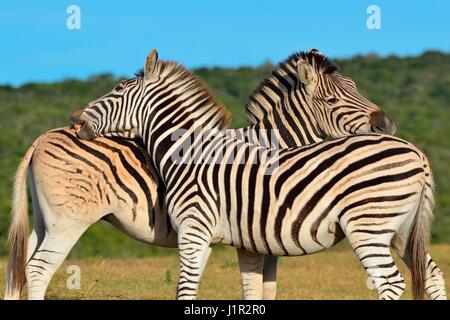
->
[0, 51, 449, 258]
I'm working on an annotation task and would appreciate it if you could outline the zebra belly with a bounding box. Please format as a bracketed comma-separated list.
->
[219, 204, 342, 256]
[104, 208, 178, 248]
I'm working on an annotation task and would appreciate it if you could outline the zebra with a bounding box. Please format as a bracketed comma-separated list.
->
[71, 49, 446, 300]
[5, 49, 393, 300]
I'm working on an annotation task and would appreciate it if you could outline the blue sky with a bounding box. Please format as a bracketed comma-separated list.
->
[0, 1, 449, 86]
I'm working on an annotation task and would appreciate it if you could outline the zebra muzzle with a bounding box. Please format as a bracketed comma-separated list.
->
[369, 110, 396, 135]
[76, 121, 96, 140]
[70, 108, 97, 140]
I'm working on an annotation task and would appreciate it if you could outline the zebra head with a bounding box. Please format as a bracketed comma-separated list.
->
[70, 49, 159, 140]
[296, 49, 396, 137]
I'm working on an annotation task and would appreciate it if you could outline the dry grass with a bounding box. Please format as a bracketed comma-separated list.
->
[1, 243, 449, 300]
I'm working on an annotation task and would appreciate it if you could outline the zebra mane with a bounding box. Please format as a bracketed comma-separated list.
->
[245, 50, 339, 125]
[134, 62, 231, 126]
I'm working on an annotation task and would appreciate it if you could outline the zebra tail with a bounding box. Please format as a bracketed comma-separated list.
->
[407, 165, 435, 300]
[4, 135, 42, 299]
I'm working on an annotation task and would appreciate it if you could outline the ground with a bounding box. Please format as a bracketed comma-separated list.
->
[1, 243, 449, 300]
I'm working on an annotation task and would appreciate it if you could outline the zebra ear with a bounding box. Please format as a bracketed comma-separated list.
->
[296, 58, 317, 86]
[144, 49, 158, 81]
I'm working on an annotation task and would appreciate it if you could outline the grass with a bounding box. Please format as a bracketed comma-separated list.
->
[1, 243, 449, 300]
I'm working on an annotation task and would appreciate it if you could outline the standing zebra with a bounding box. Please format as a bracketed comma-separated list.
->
[72, 49, 446, 300]
[5, 49, 394, 300]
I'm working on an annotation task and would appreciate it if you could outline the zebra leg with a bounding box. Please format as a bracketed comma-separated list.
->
[23, 227, 43, 299]
[392, 238, 447, 300]
[26, 219, 89, 300]
[199, 246, 212, 275]
[391, 217, 447, 300]
[423, 254, 447, 300]
[347, 234, 405, 300]
[237, 249, 264, 299]
[27, 181, 45, 263]
[176, 219, 212, 300]
[26, 226, 88, 300]
[262, 256, 278, 300]
[175, 246, 212, 300]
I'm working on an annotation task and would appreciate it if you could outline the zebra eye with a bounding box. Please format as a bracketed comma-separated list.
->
[327, 97, 339, 104]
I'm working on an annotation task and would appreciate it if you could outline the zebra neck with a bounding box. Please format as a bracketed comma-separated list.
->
[143, 108, 228, 184]
[228, 125, 281, 149]
[230, 119, 325, 150]
[246, 82, 325, 147]
[262, 110, 325, 147]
